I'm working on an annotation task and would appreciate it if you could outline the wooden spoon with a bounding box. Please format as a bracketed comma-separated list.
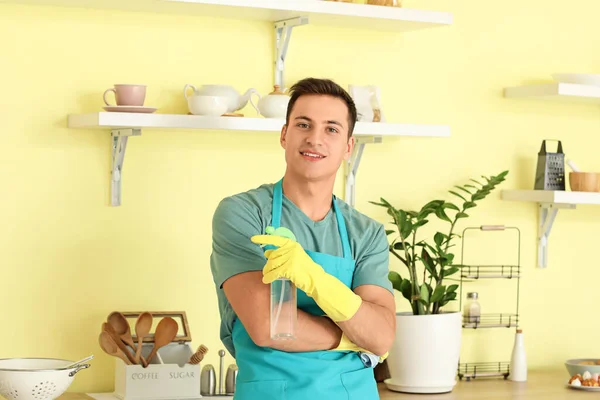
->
[146, 317, 178, 367]
[134, 312, 153, 365]
[99, 331, 132, 365]
[102, 322, 137, 365]
[108, 312, 148, 367]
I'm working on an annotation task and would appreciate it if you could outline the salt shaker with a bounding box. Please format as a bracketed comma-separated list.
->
[463, 292, 481, 326]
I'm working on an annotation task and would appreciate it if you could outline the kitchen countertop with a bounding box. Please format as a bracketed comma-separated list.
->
[378, 370, 586, 399]
[58, 370, 585, 400]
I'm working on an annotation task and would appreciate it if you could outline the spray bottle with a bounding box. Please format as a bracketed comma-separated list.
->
[264, 226, 297, 340]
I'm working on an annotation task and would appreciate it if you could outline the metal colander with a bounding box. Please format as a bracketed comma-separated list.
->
[0, 358, 90, 400]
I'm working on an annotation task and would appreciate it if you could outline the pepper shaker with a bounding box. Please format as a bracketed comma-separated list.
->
[200, 364, 216, 396]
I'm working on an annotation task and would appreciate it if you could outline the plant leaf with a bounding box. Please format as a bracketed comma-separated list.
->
[431, 285, 446, 303]
[388, 271, 403, 292]
[407, 211, 419, 218]
[393, 242, 406, 250]
[421, 247, 438, 281]
[455, 185, 471, 195]
[456, 212, 469, 219]
[435, 207, 452, 223]
[434, 232, 446, 247]
[413, 219, 428, 228]
[443, 266, 460, 277]
[443, 202, 460, 211]
[447, 284, 459, 293]
[400, 279, 412, 302]
[385, 229, 395, 236]
[399, 213, 413, 239]
[449, 190, 467, 202]
[463, 201, 477, 209]
[440, 292, 458, 307]
[420, 284, 430, 304]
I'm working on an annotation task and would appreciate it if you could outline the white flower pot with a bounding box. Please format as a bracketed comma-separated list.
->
[385, 311, 462, 394]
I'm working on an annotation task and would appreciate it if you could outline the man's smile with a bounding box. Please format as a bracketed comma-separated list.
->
[300, 150, 326, 161]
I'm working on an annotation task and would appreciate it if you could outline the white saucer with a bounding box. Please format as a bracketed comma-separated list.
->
[103, 105, 158, 113]
[566, 380, 600, 391]
[383, 379, 454, 394]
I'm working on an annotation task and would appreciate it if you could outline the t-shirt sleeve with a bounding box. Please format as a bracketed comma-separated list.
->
[210, 196, 267, 289]
[351, 223, 394, 294]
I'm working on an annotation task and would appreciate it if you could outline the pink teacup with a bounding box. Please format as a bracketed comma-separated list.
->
[103, 84, 146, 106]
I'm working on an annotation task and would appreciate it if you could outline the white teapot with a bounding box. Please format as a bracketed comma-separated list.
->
[250, 85, 290, 119]
[184, 84, 258, 114]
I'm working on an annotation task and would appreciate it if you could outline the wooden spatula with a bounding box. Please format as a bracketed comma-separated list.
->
[99, 331, 132, 365]
[108, 312, 149, 367]
[103, 322, 137, 365]
[135, 312, 153, 365]
[146, 317, 178, 366]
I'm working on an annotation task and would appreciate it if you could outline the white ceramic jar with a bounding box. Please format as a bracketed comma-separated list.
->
[250, 85, 290, 119]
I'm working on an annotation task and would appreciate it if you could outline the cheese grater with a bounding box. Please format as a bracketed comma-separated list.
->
[534, 140, 565, 190]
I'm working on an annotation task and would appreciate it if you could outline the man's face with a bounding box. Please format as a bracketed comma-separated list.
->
[281, 94, 354, 182]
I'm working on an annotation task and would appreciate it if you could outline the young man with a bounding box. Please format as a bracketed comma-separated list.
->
[210, 78, 396, 400]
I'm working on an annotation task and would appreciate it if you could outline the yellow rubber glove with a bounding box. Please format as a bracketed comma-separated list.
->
[250, 234, 362, 322]
[333, 333, 388, 363]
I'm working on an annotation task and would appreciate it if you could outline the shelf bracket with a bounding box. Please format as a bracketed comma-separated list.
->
[537, 202, 575, 268]
[274, 16, 309, 89]
[345, 136, 382, 208]
[111, 128, 141, 207]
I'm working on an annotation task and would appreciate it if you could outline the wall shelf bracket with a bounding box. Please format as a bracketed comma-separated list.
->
[345, 135, 383, 208]
[274, 16, 309, 89]
[537, 202, 576, 268]
[111, 128, 141, 207]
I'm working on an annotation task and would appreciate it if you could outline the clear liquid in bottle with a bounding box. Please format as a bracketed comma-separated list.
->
[270, 278, 297, 340]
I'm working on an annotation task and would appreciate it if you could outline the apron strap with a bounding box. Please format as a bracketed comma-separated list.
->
[273, 179, 352, 260]
[333, 196, 352, 260]
[271, 179, 283, 229]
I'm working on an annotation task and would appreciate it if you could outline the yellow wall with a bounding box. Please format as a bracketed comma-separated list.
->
[1, 0, 599, 393]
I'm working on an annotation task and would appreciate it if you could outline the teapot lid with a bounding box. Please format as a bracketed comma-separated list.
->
[269, 85, 287, 95]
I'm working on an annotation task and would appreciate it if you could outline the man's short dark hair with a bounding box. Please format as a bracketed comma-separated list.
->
[285, 78, 357, 138]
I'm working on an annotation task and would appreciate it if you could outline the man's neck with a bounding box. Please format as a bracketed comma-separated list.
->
[282, 171, 335, 222]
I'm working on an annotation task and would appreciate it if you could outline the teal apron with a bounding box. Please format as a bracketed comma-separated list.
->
[231, 179, 379, 400]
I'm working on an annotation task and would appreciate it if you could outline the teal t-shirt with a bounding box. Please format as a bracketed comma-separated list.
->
[209, 183, 393, 357]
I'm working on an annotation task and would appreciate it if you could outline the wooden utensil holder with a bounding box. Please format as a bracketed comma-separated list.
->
[113, 312, 201, 400]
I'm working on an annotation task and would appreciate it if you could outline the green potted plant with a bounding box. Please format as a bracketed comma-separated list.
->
[371, 170, 508, 394]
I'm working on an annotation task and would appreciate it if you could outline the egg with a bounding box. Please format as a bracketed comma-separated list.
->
[583, 371, 592, 380]
[571, 378, 582, 387]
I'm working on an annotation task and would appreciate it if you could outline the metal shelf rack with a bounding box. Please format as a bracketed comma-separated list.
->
[457, 225, 522, 381]
[457, 362, 511, 382]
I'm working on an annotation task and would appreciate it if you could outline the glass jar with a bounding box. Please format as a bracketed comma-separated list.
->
[463, 292, 481, 326]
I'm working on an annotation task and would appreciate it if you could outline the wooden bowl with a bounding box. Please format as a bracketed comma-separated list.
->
[569, 172, 600, 192]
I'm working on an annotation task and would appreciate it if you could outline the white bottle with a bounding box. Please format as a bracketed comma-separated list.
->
[509, 328, 527, 382]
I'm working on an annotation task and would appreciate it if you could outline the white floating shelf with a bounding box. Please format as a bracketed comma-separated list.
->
[502, 189, 600, 269]
[501, 189, 600, 205]
[504, 83, 600, 104]
[67, 112, 451, 137]
[2, 0, 452, 32]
